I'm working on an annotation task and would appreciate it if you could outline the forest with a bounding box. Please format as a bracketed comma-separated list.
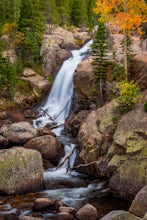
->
[0, 0, 97, 99]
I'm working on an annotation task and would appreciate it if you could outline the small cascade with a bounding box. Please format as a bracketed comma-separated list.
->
[33, 40, 93, 131]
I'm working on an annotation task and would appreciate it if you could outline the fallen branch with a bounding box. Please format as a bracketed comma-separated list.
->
[50, 123, 64, 130]
[56, 147, 76, 171]
[72, 160, 97, 170]
[40, 108, 54, 121]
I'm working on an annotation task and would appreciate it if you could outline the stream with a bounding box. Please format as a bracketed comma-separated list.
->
[0, 41, 130, 219]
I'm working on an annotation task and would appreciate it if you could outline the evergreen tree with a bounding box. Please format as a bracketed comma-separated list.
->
[0, 41, 18, 99]
[17, 0, 45, 67]
[86, 0, 97, 29]
[44, 0, 59, 33]
[0, 0, 20, 24]
[92, 21, 108, 101]
[71, 0, 88, 28]
[56, 0, 71, 26]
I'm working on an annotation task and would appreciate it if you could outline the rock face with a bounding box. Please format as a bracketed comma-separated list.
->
[42, 26, 91, 77]
[99, 210, 141, 220]
[24, 135, 64, 165]
[76, 100, 118, 176]
[130, 53, 147, 90]
[76, 100, 147, 199]
[0, 147, 44, 194]
[107, 34, 142, 63]
[65, 110, 88, 137]
[129, 185, 147, 218]
[73, 56, 97, 112]
[21, 68, 51, 92]
[2, 122, 37, 144]
[109, 106, 147, 198]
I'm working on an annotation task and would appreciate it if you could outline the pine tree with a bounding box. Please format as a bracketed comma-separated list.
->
[17, 0, 45, 67]
[86, 0, 97, 29]
[0, 40, 18, 99]
[56, 0, 71, 26]
[92, 21, 108, 101]
[71, 0, 88, 28]
[44, 0, 59, 33]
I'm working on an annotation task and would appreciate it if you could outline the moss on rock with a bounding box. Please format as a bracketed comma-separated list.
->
[0, 147, 44, 194]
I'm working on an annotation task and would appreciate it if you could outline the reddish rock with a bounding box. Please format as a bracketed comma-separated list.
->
[24, 135, 64, 164]
[58, 212, 74, 220]
[2, 111, 25, 122]
[73, 56, 97, 112]
[0, 135, 9, 147]
[65, 110, 88, 137]
[33, 198, 54, 211]
[59, 206, 77, 214]
[129, 185, 147, 218]
[130, 53, 147, 90]
[76, 204, 97, 220]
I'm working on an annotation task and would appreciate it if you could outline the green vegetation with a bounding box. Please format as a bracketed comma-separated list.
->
[116, 81, 140, 113]
[144, 102, 147, 112]
[0, 0, 97, 101]
[92, 21, 108, 101]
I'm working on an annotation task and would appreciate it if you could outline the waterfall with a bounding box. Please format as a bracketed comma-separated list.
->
[33, 40, 93, 130]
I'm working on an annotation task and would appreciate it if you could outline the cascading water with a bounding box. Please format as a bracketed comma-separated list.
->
[33, 40, 93, 132]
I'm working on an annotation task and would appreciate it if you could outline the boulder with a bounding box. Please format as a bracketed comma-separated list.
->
[129, 185, 147, 218]
[33, 198, 54, 211]
[2, 122, 37, 144]
[58, 212, 74, 220]
[20, 217, 43, 220]
[109, 106, 147, 198]
[41, 33, 71, 77]
[76, 100, 118, 176]
[99, 210, 141, 220]
[0, 135, 9, 147]
[75, 204, 97, 220]
[65, 110, 88, 137]
[130, 53, 147, 90]
[73, 56, 97, 112]
[0, 147, 44, 194]
[24, 135, 64, 164]
[1, 111, 25, 123]
[59, 206, 77, 214]
[21, 68, 50, 92]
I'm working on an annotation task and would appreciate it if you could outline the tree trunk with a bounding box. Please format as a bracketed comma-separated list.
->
[124, 0, 128, 81]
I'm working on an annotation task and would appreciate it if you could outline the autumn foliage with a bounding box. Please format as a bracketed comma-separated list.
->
[93, 0, 147, 34]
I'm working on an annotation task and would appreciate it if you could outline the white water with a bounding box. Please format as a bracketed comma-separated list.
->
[33, 40, 92, 131]
[33, 40, 92, 177]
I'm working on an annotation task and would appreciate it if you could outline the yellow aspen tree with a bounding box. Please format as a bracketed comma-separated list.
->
[93, 0, 147, 81]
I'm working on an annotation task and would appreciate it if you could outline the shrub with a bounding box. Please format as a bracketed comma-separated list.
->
[116, 81, 140, 112]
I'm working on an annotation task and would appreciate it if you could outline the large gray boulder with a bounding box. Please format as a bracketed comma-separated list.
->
[99, 210, 141, 220]
[2, 122, 37, 144]
[0, 147, 44, 194]
[109, 106, 147, 198]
